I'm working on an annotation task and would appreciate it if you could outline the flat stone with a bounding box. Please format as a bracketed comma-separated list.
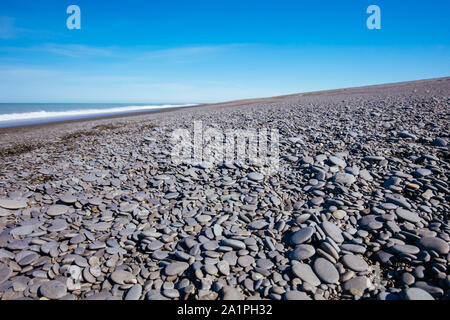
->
[125, 284, 142, 300]
[321, 221, 344, 243]
[60, 194, 77, 204]
[291, 263, 321, 286]
[39, 280, 67, 299]
[47, 205, 70, 216]
[247, 220, 268, 230]
[284, 290, 312, 300]
[222, 286, 244, 300]
[395, 208, 420, 223]
[237, 255, 254, 267]
[341, 255, 369, 272]
[256, 258, 274, 269]
[405, 288, 434, 300]
[329, 156, 346, 168]
[290, 245, 316, 260]
[247, 172, 264, 182]
[343, 276, 370, 296]
[165, 262, 189, 276]
[391, 244, 420, 255]
[418, 237, 449, 255]
[0, 264, 12, 285]
[110, 270, 136, 284]
[0, 199, 27, 210]
[313, 258, 339, 284]
[221, 239, 246, 250]
[10, 225, 35, 237]
[333, 173, 356, 185]
[290, 227, 315, 245]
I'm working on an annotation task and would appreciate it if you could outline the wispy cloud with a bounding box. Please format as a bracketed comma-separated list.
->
[0, 17, 23, 39]
[0, 43, 247, 60]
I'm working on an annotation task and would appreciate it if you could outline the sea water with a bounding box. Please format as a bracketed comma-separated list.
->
[0, 103, 196, 128]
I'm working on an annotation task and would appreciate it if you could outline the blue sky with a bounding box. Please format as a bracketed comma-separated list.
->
[0, 0, 449, 103]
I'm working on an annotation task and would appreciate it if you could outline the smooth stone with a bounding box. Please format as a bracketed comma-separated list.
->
[341, 255, 369, 272]
[404, 288, 434, 300]
[247, 172, 264, 182]
[222, 286, 244, 300]
[313, 258, 339, 284]
[125, 284, 143, 300]
[165, 262, 189, 276]
[221, 239, 246, 250]
[290, 245, 316, 260]
[418, 237, 449, 255]
[247, 220, 268, 230]
[237, 255, 255, 267]
[284, 290, 312, 300]
[0, 264, 12, 285]
[321, 221, 344, 243]
[333, 173, 356, 185]
[395, 208, 420, 223]
[291, 263, 321, 286]
[256, 258, 274, 269]
[391, 244, 420, 255]
[39, 280, 67, 299]
[329, 156, 346, 168]
[0, 199, 27, 210]
[290, 227, 315, 245]
[10, 225, 35, 237]
[60, 194, 77, 204]
[343, 276, 370, 296]
[47, 205, 70, 216]
[110, 270, 136, 285]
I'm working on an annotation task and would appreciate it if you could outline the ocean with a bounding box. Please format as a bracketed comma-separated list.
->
[0, 103, 196, 128]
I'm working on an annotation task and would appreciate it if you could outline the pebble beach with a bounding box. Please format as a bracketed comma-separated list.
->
[0, 77, 449, 300]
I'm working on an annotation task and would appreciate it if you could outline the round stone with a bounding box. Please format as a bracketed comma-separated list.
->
[290, 245, 316, 260]
[256, 258, 274, 269]
[313, 258, 339, 284]
[217, 261, 230, 276]
[125, 284, 143, 300]
[247, 172, 264, 182]
[290, 227, 315, 245]
[321, 221, 344, 243]
[221, 239, 246, 250]
[0, 199, 27, 210]
[60, 194, 77, 204]
[343, 276, 371, 296]
[405, 288, 434, 300]
[47, 205, 70, 216]
[247, 220, 268, 230]
[291, 263, 321, 286]
[391, 244, 420, 255]
[110, 270, 136, 284]
[222, 286, 244, 300]
[341, 255, 369, 272]
[332, 210, 347, 219]
[39, 280, 67, 299]
[237, 255, 254, 267]
[284, 290, 312, 300]
[395, 208, 420, 223]
[11, 225, 35, 237]
[165, 262, 189, 276]
[418, 237, 449, 255]
[0, 264, 12, 285]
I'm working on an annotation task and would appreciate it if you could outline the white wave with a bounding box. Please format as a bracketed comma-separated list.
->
[0, 104, 196, 122]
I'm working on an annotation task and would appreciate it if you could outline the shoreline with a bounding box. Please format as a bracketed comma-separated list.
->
[1, 76, 448, 137]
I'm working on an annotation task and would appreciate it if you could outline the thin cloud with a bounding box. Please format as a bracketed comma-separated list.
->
[0, 17, 23, 39]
